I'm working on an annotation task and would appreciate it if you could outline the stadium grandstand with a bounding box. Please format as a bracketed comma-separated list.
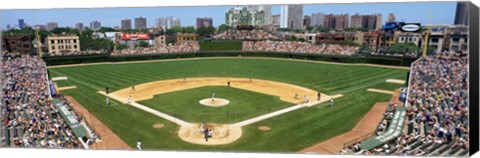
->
[342, 50, 469, 156]
[0, 52, 98, 149]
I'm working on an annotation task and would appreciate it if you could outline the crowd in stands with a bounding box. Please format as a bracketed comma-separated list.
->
[0, 52, 88, 148]
[243, 41, 359, 56]
[111, 41, 200, 56]
[43, 50, 106, 57]
[342, 50, 469, 156]
[213, 30, 281, 40]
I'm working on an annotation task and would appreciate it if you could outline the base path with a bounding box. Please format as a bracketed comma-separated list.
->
[299, 89, 402, 154]
[64, 96, 131, 150]
[110, 77, 332, 104]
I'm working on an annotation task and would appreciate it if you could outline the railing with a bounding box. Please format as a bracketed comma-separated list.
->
[343, 131, 376, 149]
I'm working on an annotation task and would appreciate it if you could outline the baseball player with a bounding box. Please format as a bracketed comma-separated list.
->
[106, 97, 109, 106]
[317, 91, 321, 101]
[330, 98, 334, 108]
[227, 81, 231, 87]
[304, 95, 309, 104]
[294, 93, 299, 99]
[131, 85, 135, 92]
[127, 95, 132, 104]
[211, 93, 215, 102]
[137, 140, 142, 150]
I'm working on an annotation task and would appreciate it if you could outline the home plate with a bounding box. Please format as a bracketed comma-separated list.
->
[386, 79, 405, 84]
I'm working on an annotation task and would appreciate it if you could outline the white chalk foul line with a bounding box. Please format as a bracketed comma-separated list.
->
[129, 102, 191, 126]
[98, 91, 190, 126]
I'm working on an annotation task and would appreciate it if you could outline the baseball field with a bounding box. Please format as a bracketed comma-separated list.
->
[47, 57, 408, 152]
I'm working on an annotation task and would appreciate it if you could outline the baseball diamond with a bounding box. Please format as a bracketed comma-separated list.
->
[47, 57, 409, 151]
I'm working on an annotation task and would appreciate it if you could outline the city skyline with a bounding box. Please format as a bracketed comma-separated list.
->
[1, 2, 456, 30]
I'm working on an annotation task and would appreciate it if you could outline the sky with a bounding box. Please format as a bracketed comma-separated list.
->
[0, 2, 457, 30]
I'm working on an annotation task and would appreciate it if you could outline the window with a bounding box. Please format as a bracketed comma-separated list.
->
[453, 38, 459, 42]
[51, 40, 55, 44]
[431, 38, 439, 43]
[51, 46, 55, 50]
[73, 39, 77, 43]
[74, 45, 77, 49]
[464, 38, 468, 43]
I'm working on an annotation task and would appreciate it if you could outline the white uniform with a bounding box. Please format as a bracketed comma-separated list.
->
[137, 141, 142, 150]
[127, 96, 131, 104]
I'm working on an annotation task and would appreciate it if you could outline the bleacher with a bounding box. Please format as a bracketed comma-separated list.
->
[344, 51, 470, 157]
[1, 53, 88, 149]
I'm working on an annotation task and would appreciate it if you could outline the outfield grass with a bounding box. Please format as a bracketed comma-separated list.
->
[139, 86, 292, 123]
[49, 57, 408, 152]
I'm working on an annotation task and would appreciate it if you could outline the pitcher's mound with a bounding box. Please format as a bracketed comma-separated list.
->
[199, 98, 230, 107]
[153, 123, 165, 128]
[258, 126, 271, 131]
[178, 123, 242, 145]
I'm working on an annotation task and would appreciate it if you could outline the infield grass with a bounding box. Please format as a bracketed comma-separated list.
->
[49, 57, 408, 152]
[139, 86, 292, 123]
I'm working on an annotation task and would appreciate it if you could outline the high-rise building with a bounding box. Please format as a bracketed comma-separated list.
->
[6, 24, 11, 30]
[280, 4, 304, 29]
[167, 17, 181, 29]
[90, 21, 101, 30]
[272, 14, 281, 26]
[155, 17, 180, 29]
[225, 7, 265, 27]
[121, 19, 132, 30]
[454, 2, 469, 25]
[135, 17, 147, 29]
[18, 19, 25, 29]
[375, 14, 383, 30]
[350, 14, 382, 30]
[350, 14, 363, 28]
[304, 15, 312, 28]
[75, 23, 84, 31]
[324, 14, 349, 30]
[311, 12, 326, 27]
[387, 13, 396, 22]
[196, 17, 213, 28]
[155, 17, 167, 29]
[247, 5, 272, 25]
[46, 22, 58, 31]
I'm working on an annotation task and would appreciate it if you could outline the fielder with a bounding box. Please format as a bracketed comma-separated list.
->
[127, 95, 132, 104]
[106, 97, 109, 106]
[330, 98, 334, 108]
[137, 140, 142, 150]
[304, 95, 309, 104]
[211, 93, 215, 102]
[317, 91, 321, 101]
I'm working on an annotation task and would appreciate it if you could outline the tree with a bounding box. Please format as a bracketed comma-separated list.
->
[135, 41, 149, 48]
[51, 27, 80, 36]
[182, 26, 196, 33]
[316, 26, 331, 32]
[196, 26, 216, 37]
[306, 26, 314, 32]
[97, 27, 117, 33]
[217, 24, 229, 33]
[344, 27, 368, 32]
[116, 43, 129, 50]
[384, 42, 419, 55]
[356, 43, 373, 55]
[287, 35, 298, 41]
